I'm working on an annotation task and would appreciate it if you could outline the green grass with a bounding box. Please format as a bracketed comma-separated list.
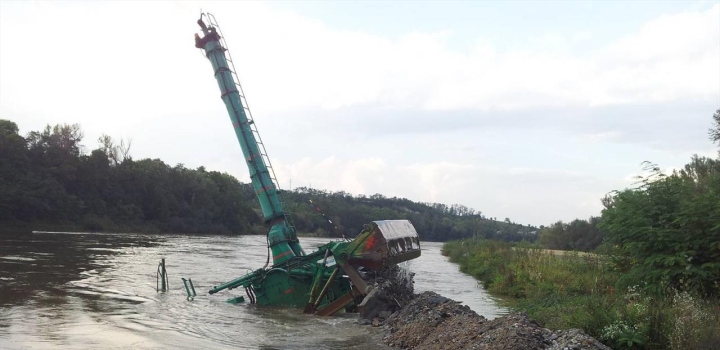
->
[442, 238, 720, 350]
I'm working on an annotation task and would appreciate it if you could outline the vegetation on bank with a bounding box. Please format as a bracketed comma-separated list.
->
[443, 110, 720, 350]
[443, 240, 719, 350]
[0, 119, 536, 241]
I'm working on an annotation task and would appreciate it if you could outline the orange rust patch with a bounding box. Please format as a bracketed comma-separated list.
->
[273, 250, 294, 260]
[364, 236, 377, 250]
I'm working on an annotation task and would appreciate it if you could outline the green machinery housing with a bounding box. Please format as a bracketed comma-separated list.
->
[194, 13, 421, 315]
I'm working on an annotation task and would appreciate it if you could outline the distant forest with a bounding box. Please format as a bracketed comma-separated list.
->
[0, 119, 539, 242]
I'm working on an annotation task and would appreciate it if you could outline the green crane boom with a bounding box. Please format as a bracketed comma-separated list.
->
[194, 14, 303, 264]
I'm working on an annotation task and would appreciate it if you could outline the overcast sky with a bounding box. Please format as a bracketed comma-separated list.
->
[1, 1, 718, 226]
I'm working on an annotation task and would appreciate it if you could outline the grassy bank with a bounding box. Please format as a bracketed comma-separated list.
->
[442, 239, 720, 350]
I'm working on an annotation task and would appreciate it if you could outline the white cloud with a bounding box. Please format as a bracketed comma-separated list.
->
[577, 131, 623, 143]
[225, 2, 718, 112]
[271, 156, 605, 225]
[2, 2, 716, 122]
[273, 156, 387, 195]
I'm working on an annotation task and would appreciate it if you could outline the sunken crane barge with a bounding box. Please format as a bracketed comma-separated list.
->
[193, 13, 421, 316]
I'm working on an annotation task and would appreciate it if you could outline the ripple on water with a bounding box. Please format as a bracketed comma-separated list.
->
[0, 256, 36, 261]
[1, 233, 503, 349]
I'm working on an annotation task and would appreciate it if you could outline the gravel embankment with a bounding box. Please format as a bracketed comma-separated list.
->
[375, 291, 612, 350]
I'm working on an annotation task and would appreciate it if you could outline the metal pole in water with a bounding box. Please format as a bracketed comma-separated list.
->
[182, 278, 193, 299]
[188, 278, 197, 297]
[161, 259, 167, 291]
[157, 258, 169, 292]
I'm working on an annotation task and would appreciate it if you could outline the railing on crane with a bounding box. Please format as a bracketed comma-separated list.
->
[195, 13, 304, 264]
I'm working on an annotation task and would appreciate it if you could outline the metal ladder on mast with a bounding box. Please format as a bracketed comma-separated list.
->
[204, 14, 298, 233]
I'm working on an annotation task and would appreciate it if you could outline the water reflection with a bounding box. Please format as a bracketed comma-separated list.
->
[1, 232, 162, 307]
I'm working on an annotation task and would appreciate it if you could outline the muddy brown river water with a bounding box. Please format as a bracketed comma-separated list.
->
[0, 232, 506, 349]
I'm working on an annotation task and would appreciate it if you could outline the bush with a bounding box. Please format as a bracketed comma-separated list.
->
[600, 160, 720, 298]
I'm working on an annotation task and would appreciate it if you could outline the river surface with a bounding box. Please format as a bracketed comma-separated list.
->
[0, 232, 506, 349]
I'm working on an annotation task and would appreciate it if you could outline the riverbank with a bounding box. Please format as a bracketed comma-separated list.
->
[361, 260, 609, 349]
[381, 291, 610, 350]
[441, 239, 720, 350]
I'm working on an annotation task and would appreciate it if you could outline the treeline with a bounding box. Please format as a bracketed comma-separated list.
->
[0, 120, 262, 234]
[0, 119, 536, 241]
[537, 217, 603, 252]
[282, 187, 537, 242]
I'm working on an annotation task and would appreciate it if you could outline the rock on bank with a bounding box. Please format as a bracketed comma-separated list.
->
[380, 291, 611, 350]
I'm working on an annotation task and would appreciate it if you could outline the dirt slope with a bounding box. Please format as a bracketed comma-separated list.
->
[379, 291, 611, 350]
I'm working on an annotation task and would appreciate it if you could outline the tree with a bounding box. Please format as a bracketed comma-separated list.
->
[1, 120, 265, 234]
[0, 120, 29, 220]
[600, 160, 720, 297]
[599, 112, 720, 296]
[537, 218, 602, 251]
[710, 108, 720, 150]
[98, 134, 133, 166]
